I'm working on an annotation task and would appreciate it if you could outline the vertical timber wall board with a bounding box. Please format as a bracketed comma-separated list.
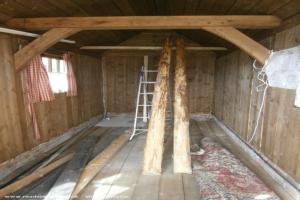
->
[213, 24, 300, 182]
[0, 33, 103, 163]
[0, 33, 24, 162]
[103, 52, 215, 114]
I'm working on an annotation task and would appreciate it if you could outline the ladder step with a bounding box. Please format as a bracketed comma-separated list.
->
[142, 70, 158, 72]
[138, 105, 152, 106]
[140, 93, 154, 95]
[141, 81, 156, 84]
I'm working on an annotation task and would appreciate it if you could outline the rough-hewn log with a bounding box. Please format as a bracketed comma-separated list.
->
[143, 37, 172, 175]
[6, 16, 281, 30]
[14, 28, 80, 71]
[173, 38, 192, 174]
[202, 27, 270, 64]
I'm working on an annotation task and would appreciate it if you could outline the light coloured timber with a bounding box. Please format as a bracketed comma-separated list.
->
[0, 153, 74, 198]
[71, 133, 130, 198]
[6, 16, 281, 30]
[173, 38, 192, 174]
[14, 28, 80, 71]
[143, 38, 172, 175]
[202, 26, 270, 64]
[80, 46, 227, 51]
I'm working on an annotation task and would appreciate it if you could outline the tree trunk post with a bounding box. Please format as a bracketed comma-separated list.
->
[173, 37, 192, 174]
[143, 37, 172, 175]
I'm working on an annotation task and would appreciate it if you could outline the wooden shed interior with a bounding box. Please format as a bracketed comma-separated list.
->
[0, 1, 299, 199]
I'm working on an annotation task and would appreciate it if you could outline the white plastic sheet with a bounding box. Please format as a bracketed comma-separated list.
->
[265, 45, 300, 107]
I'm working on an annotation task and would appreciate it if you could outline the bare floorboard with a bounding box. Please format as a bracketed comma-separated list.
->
[74, 119, 282, 200]
[78, 137, 137, 200]
[79, 128, 201, 200]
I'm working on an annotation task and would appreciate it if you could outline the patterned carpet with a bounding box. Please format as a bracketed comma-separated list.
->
[192, 137, 280, 200]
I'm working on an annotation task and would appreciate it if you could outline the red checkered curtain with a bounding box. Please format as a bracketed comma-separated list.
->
[63, 52, 77, 96]
[23, 55, 55, 139]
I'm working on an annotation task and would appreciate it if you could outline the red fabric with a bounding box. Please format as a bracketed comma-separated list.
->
[63, 52, 77, 96]
[24, 55, 55, 139]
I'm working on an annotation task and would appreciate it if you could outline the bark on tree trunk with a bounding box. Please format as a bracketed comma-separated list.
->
[143, 37, 172, 175]
[173, 37, 192, 174]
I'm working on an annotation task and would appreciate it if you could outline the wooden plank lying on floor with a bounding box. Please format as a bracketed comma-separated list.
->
[71, 133, 129, 198]
[0, 153, 74, 198]
[44, 136, 97, 200]
[36, 127, 97, 170]
[6, 16, 281, 30]
[11, 167, 64, 199]
[104, 135, 144, 200]
[92, 128, 127, 158]
[78, 135, 137, 199]
[0, 115, 101, 188]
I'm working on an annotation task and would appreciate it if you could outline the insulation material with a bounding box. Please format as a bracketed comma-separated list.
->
[265, 45, 300, 107]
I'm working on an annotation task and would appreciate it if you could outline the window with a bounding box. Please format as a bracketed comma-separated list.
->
[42, 57, 68, 93]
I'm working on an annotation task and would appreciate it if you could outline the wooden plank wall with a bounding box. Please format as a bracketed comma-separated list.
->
[0, 33, 103, 163]
[213, 24, 300, 182]
[103, 51, 215, 114]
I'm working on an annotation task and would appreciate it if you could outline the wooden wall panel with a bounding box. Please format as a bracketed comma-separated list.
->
[0, 34, 24, 162]
[185, 52, 215, 113]
[0, 34, 103, 163]
[213, 24, 300, 182]
[103, 51, 215, 114]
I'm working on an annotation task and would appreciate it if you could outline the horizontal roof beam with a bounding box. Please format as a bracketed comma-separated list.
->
[6, 16, 281, 30]
[80, 46, 227, 51]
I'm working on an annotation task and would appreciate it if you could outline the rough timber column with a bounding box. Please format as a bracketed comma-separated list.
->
[173, 38, 192, 174]
[143, 38, 172, 175]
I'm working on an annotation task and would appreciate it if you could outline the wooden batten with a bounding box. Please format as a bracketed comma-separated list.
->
[202, 27, 270, 64]
[143, 37, 172, 175]
[173, 38, 192, 174]
[14, 28, 80, 71]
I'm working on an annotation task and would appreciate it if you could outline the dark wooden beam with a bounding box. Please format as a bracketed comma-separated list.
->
[6, 16, 281, 30]
[14, 28, 80, 71]
[203, 27, 270, 64]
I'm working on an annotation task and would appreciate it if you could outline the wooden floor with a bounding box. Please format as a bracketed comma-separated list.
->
[77, 118, 280, 200]
[78, 126, 200, 200]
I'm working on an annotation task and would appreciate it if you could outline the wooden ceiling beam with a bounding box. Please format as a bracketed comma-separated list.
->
[80, 46, 227, 51]
[14, 28, 80, 72]
[202, 27, 270, 64]
[6, 16, 281, 30]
